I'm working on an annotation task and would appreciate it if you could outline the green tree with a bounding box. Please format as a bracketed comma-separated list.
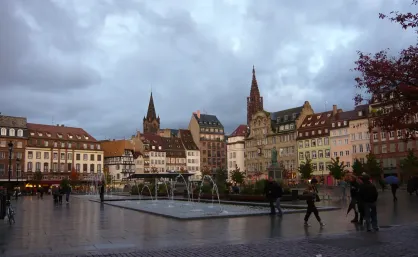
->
[60, 178, 70, 190]
[327, 157, 347, 180]
[364, 153, 382, 180]
[400, 150, 418, 177]
[352, 159, 365, 177]
[298, 159, 313, 180]
[214, 167, 228, 186]
[201, 166, 211, 177]
[230, 165, 245, 184]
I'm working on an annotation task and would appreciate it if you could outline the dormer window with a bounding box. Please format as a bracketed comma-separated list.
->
[343, 121, 347, 126]
[69, 135, 73, 139]
[30, 132, 35, 136]
[302, 124, 306, 127]
[312, 131, 315, 135]
[152, 146, 155, 150]
[358, 111, 363, 116]
[38, 132, 43, 136]
[158, 146, 162, 150]
[57, 134, 62, 138]
[307, 123, 311, 127]
[76, 135, 81, 139]
[47, 133, 51, 137]
[325, 129, 328, 133]
[315, 122, 319, 125]
[292, 113, 297, 119]
[284, 115, 288, 121]
[318, 130, 322, 134]
[308, 117, 312, 121]
[332, 123, 335, 127]
[337, 122, 341, 126]
[84, 135, 89, 140]
[327, 114, 331, 117]
[321, 121, 325, 124]
[317, 115, 321, 119]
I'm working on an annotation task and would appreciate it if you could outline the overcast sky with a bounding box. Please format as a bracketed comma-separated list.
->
[0, 0, 416, 139]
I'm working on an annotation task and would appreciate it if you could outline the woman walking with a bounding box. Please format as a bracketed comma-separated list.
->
[303, 185, 325, 227]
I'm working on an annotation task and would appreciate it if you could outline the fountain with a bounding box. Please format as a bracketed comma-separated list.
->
[171, 174, 191, 202]
[140, 185, 154, 201]
[198, 175, 221, 207]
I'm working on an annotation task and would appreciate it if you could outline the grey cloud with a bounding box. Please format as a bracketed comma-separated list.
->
[0, 0, 417, 138]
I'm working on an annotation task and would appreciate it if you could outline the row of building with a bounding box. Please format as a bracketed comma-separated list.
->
[0, 66, 414, 186]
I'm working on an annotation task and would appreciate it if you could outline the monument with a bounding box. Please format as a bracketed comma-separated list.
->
[268, 147, 284, 180]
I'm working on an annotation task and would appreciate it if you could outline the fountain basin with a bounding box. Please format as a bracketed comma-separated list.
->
[96, 199, 311, 220]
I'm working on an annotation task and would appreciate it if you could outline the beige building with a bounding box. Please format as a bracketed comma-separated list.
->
[178, 129, 200, 179]
[133, 152, 144, 174]
[245, 102, 313, 177]
[227, 125, 247, 178]
[349, 105, 371, 164]
[25, 123, 103, 183]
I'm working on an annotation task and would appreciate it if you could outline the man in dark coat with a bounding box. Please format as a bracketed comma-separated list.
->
[358, 175, 379, 232]
[264, 179, 279, 215]
[349, 177, 362, 223]
[100, 181, 105, 203]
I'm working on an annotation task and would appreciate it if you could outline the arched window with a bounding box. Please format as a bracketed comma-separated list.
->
[9, 129, 15, 137]
[0, 128, 6, 136]
[17, 129, 23, 137]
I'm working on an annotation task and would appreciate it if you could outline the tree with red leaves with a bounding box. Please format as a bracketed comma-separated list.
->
[354, 0, 418, 136]
[70, 166, 79, 184]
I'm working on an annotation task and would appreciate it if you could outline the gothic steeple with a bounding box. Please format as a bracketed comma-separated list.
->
[247, 65, 264, 126]
[143, 92, 160, 134]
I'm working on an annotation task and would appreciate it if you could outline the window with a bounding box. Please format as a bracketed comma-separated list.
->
[339, 151, 344, 157]
[312, 163, 317, 171]
[97, 164, 102, 172]
[83, 164, 88, 172]
[76, 154, 81, 161]
[319, 162, 324, 171]
[0, 128, 6, 136]
[67, 153, 72, 160]
[344, 121, 347, 126]
[324, 138, 329, 145]
[344, 139, 349, 144]
[305, 151, 310, 159]
[45, 141, 49, 147]
[366, 143, 370, 152]
[351, 134, 355, 140]
[83, 144, 87, 149]
[325, 149, 330, 158]
[346, 162, 350, 167]
[61, 142, 65, 148]
[53, 163, 58, 172]
[299, 152, 304, 160]
[83, 154, 88, 161]
[53, 152, 58, 160]
[9, 129, 15, 137]
[67, 163, 72, 171]
[90, 154, 95, 161]
[332, 140, 337, 145]
[76, 164, 80, 172]
[333, 152, 338, 157]
[381, 132, 386, 140]
[43, 163, 48, 172]
[398, 142, 405, 152]
[68, 143, 72, 148]
[311, 139, 316, 147]
[61, 153, 65, 160]
[359, 144, 364, 152]
[305, 140, 310, 148]
[36, 152, 41, 159]
[317, 138, 322, 146]
[389, 131, 395, 138]
[345, 150, 350, 156]
[318, 150, 324, 158]
[373, 133, 378, 140]
[35, 162, 41, 171]
[90, 144, 94, 150]
[312, 151, 317, 159]
[17, 129, 23, 137]
[27, 162, 32, 172]
[352, 145, 357, 153]
[298, 141, 303, 149]
[390, 143, 396, 152]
[90, 164, 95, 172]
[28, 151, 33, 159]
[397, 130, 402, 138]
[332, 123, 335, 127]
[382, 144, 387, 153]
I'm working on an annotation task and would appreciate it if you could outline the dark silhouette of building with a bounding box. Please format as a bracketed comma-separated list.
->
[143, 92, 160, 134]
[247, 66, 264, 126]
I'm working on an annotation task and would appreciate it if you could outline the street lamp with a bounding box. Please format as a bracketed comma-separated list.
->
[16, 158, 20, 183]
[8, 141, 13, 182]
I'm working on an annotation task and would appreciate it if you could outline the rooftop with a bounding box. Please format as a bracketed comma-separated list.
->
[101, 140, 135, 158]
[194, 113, 223, 128]
[229, 125, 247, 137]
[27, 123, 97, 142]
[179, 129, 199, 150]
[0, 115, 27, 128]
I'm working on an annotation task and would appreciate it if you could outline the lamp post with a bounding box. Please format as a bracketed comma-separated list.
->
[8, 141, 13, 183]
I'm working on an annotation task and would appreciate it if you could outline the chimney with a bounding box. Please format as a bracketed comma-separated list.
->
[332, 105, 337, 116]
[56, 124, 59, 127]
[197, 110, 201, 119]
[61, 124, 64, 127]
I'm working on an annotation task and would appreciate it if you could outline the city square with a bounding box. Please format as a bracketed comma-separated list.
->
[0, 189, 417, 256]
[1, 0, 418, 256]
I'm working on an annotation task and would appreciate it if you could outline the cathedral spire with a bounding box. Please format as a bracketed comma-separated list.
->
[247, 65, 263, 126]
[146, 92, 157, 120]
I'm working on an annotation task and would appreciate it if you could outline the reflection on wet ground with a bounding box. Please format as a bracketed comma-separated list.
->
[1, 190, 417, 256]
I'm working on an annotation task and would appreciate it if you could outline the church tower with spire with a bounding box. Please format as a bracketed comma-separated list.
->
[143, 92, 160, 134]
[247, 66, 264, 126]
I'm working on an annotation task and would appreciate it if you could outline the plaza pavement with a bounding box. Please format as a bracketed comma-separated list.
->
[1, 190, 417, 257]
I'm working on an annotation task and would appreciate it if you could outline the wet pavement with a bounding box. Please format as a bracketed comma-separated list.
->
[1, 190, 417, 256]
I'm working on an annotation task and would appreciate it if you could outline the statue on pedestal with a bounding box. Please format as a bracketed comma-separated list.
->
[271, 147, 278, 166]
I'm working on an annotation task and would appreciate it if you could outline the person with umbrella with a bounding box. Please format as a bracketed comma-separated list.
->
[384, 176, 399, 202]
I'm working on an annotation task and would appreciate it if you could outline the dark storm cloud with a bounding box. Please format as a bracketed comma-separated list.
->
[0, 0, 416, 138]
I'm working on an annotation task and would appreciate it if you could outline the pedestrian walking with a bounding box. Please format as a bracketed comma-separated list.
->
[348, 176, 362, 223]
[264, 178, 280, 215]
[358, 175, 379, 232]
[274, 181, 283, 216]
[303, 185, 325, 227]
[65, 185, 72, 204]
[100, 181, 105, 203]
[391, 183, 398, 201]
[58, 186, 63, 204]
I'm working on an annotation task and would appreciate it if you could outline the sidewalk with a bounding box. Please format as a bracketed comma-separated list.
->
[20, 224, 418, 257]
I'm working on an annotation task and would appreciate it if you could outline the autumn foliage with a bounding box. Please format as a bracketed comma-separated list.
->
[354, 1, 418, 134]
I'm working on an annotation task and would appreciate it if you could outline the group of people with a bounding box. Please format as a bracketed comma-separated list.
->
[348, 174, 379, 232]
[52, 185, 72, 204]
[264, 174, 380, 232]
